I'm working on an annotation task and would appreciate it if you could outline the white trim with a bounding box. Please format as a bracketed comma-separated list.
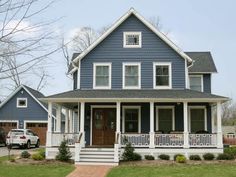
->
[72, 8, 192, 65]
[185, 60, 189, 89]
[189, 72, 217, 74]
[0, 120, 19, 129]
[24, 120, 48, 129]
[16, 98, 27, 108]
[155, 106, 175, 131]
[77, 60, 81, 89]
[122, 106, 141, 133]
[189, 75, 204, 92]
[90, 105, 116, 146]
[153, 62, 172, 89]
[123, 32, 142, 48]
[93, 63, 112, 89]
[122, 62, 141, 89]
[188, 106, 207, 132]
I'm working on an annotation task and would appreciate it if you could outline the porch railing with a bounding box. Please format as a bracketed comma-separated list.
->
[223, 134, 236, 145]
[121, 133, 150, 147]
[189, 133, 217, 147]
[51, 132, 80, 147]
[154, 134, 184, 147]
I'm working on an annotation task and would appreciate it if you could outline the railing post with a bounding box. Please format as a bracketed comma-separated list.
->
[149, 101, 155, 148]
[217, 102, 223, 148]
[75, 142, 81, 162]
[183, 102, 189, 148]
[114, 144, 119, 163]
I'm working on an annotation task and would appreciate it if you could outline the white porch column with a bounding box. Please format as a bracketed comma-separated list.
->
[149, 101, 155, 148]
[217, 102, 223, 148]
[69, 109, 73, 133]
[56, 105, 62, 132]
[65, 108, 69, 133]
[183, 102, 189, 148]
[116, 102, 121, 145]
[77, 102, 80, 133]
[80, 102, 85, 146]
[46, 102, 52, 147]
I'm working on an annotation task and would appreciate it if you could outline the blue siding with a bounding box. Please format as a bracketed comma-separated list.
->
[0, 88, 48, 129]
[80, 15, 186, 90]
[203, 74, 211, 93]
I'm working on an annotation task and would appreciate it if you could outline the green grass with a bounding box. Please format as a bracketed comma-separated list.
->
[107, 164, 236, 177]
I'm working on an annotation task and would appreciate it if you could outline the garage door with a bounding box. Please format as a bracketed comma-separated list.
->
[26, 123, 47, 145]
[0, 122, 17, 134]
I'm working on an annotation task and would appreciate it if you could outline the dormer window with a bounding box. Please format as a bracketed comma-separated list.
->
[17, 98, 27, 108]
[123, 32, 142, 48]
[189, 75, 203, 92]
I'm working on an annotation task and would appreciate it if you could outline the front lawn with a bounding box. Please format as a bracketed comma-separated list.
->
[107, 163, 236, 177]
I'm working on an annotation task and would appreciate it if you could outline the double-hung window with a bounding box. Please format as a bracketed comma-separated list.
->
[189, 107, 207, 133]
[189, 75, 203, 92]
[123, 63, 141, 89]
[156, 106, 175, 133]
[93, 63, 111, 89]
[123, 106, 141, 133]
[153, 62, 172, 89]
[123, 32, 142, 48]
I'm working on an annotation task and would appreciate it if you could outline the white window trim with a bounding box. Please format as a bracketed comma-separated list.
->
[153, 62, 172, 89]
[155, 106, 175, 132]
[16, 98, 27, 108]
[93, 63, 112, 89]
[123, 32, 142, 48]
[0, 120, 19, 129]
[122, 62, 141, 89]
[189, 75, 204, 92]
[188, 106, 207, 132]
[122, 106, 141, 133]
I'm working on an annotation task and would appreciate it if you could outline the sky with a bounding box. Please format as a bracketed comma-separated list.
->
[2, 0, 236, 99]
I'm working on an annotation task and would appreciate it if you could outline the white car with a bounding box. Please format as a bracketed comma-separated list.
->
[6, 129, 40, 149]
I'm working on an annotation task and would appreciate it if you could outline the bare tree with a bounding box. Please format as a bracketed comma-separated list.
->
[149, 16, 170, 35]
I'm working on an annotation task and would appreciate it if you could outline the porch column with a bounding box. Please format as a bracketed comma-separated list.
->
[80, 102, 85, 146]
[77, 102, 80, 133]
[56, 105, 62, 132]
[46, 102, 52, 147]
[217, 102, 223, 148]
[183, 101, 189, 148]
[69, 109, 73, 133]
[65, 108, 69, 133]
[149, 101, 155, 148]
[116, 102, 121, 145]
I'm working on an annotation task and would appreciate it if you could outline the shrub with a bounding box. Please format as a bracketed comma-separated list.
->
[176, 155, 186, 163]
[21, 151, 31, 158]
[145, 155, 155, 160]
[203, 153, 215, 160]
[189, 155, 201, 161]
[122, 141, 141, 161]
[174, 154, 183, 161]
[32, 153, 44, 161]
[158, 154, 170, 160]
[133, 153, 142, 161]
[38, 148, 45, 159]
[224, 147, 236, 157]
[216, 153, 235, 160]
[56, 140, 72, 162]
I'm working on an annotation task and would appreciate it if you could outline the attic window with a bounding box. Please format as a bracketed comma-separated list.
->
[123, 32, 142, 48]
[17, 98, 27, 108]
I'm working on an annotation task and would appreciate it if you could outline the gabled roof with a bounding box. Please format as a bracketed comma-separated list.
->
[72, 8, 193, 67]
[186, 52, 217, 73]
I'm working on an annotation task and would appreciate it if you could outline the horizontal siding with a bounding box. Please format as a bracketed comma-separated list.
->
[80, 15, 186, 89]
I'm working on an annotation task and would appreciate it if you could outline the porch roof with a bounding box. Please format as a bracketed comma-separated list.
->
[41, 89, 228, 102]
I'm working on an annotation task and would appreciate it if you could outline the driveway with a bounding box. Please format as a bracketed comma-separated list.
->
[0, 146, 40, 157]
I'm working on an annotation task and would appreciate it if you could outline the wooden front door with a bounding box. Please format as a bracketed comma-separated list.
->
[92, 108, 116, 146]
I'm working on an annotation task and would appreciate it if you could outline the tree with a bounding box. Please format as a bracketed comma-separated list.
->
[56, 140, 72, 162]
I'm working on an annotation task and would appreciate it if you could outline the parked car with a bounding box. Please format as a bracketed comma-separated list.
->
[6, 129, 40, 149]
[0, 128, 6, 146]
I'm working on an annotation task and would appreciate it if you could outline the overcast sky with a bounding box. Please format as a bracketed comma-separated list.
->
[3, 0, 236, 99]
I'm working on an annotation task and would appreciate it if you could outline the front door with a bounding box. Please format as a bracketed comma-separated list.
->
[92, 108, 116, 146]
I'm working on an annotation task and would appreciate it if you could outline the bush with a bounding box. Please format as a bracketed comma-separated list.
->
[122, 141, 141, 161]
[158, 154, 170, 160]
[56, 140, 72, 162]
[216, 153, 235, 160]
[21, 151, 31, 158]
[203, 153, 215, 160]
[224, 147, 236, 157]
[176, 155, 186, 163]
[189, 155, 201, 161]
[174, 154, 183, 161]
[133, 153, 142, 161]
[38, 148, 45, 159]
[145, 155, 155, 160]
[32, 153, 44, 161]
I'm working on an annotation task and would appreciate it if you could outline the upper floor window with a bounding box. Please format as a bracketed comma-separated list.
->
[189, 75, 203, 92]
[123, 32, 142, 48]
[153, 62, 172, 89]
[17, 98, 27, 108]
[123, 63, 141, 89]
[93, 63, 111, 89]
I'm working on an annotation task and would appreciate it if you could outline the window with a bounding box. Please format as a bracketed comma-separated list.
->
[153, 62, 172, 89]
[93, 63, 111, 89]
[17, 98, 27, 108]
[156, 106, 175, 133]
[123, 63, 141, 89]
[123, 107, 141, 133]
[189, 107, 207, 133]
[123, 32, 142, 48]
[189, 75, 203, 92]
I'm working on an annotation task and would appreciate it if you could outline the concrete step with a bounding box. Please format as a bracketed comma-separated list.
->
[75, 161, 119, 166]
[80, 155, 114, 159]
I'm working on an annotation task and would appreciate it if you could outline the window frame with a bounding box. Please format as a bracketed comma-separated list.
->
[123, 32, 142, 48]
[153, 62, 172, 89]
[155, 106, 175, 132]
[122, 62, 141, 89]
[189, 75, 204, 92]
[17, 98, 27, 108]
[93, 62, 112, 89]
[188, 106, 207, 133]
[122, 106, 141, 133]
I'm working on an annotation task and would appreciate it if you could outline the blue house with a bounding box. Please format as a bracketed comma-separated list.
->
[42, 8, 228, 165]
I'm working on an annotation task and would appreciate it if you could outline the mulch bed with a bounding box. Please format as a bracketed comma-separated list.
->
[5, 158, 73, 165]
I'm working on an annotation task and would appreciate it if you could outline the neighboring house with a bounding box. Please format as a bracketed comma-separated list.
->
[42, 8, 228, 165]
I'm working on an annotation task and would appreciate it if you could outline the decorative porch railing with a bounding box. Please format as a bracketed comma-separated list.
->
[121, 133, 150, 147]
[189, 133, 217, 147]
[51, 133, 80, 147]
[154, 134, 184, 147]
